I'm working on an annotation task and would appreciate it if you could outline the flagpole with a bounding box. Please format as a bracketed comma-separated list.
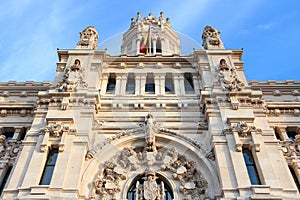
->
[149, 24, 151, 55]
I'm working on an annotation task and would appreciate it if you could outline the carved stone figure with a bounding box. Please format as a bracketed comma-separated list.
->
[144, 113, 157, 152]
[70, 59, 81, 72]
[202, 25, 224, 49]
[77, 26, 98, 50]
[159, 11, 165, 24]
[219, 59, 230, 71]
[56, 59, 88, 92]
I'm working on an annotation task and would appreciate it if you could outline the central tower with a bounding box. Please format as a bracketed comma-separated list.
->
[121, 12, 181, 55]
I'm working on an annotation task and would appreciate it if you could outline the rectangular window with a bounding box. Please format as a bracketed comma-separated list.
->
[145, 73, 155, 93]
[165, 73, 174, 93]
[106, 73, 116, 93]
[184, 73, 194, 93]
[286, 127, 298, 142]
[126, 73, 135, 94]
[289, 166, 300, 192]
[3, 127, 15, 141]
[0, 166, 12, 195]
[242, 148, 261, 185]
[39, 148, 58, 185]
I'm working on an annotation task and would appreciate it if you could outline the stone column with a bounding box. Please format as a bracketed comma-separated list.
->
[153, 38, 157, 55]
[100, 75, 108, 95]
[140, 75, 146, 96]
[179, 75, 185, 96]
[173, 75, 181, 96]
[136, 39, 141, 54]
[120, 74, 128, 96]
[278, 127, 289, 141]
[135, 75, 141, 96]
[13, 127, 22, 141]
[193, 75, 200, 95]
[160, 75, 165, 96]
[115, 74, 122, 96]
[154, 76, 160, 96]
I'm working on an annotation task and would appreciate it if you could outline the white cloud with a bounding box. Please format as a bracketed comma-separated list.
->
[257, 22, 277, 30]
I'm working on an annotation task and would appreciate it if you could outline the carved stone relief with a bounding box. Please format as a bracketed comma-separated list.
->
[56, 59, 88, 92]
[0, 135, 22, 165]
[216, 59, 244, 92]
[228, 121, 262, 151]
[45, 122, 76, 137]
[91, 114, 209, 200]
[281, 132, 300, 159]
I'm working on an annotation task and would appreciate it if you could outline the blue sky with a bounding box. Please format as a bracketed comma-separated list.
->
[0, 0, 299, 82]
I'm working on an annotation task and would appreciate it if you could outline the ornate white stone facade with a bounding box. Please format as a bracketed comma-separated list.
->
[0, 12, 300, 200]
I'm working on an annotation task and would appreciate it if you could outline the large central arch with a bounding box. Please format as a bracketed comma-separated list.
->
[80, 115, 221, 199]
[80, 131, 221, 199]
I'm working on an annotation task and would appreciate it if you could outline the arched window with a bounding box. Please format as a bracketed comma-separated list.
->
[127, 173, 174, 200]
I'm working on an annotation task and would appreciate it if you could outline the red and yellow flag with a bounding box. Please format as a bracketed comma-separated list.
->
[140, 26, 150, 54]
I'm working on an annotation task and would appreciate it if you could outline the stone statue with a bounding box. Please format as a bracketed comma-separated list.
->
[136, 12, 142, 23]
[159, 11, 165, 24]
[145, 113, 157, 152]
[202, 25, 224, 49]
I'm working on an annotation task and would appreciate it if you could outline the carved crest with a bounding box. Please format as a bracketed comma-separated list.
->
[202, 25, 224, 49]
[56, 59, 88, 93]
[216, 59, 244, 92]
[77, 26, 98, 50]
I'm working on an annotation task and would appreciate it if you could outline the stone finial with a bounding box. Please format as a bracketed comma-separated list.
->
[202, 25, 224, 49]
[76, 26, 98, 50]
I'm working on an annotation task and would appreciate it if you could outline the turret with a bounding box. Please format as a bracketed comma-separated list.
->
[121, 12, 180, 55]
